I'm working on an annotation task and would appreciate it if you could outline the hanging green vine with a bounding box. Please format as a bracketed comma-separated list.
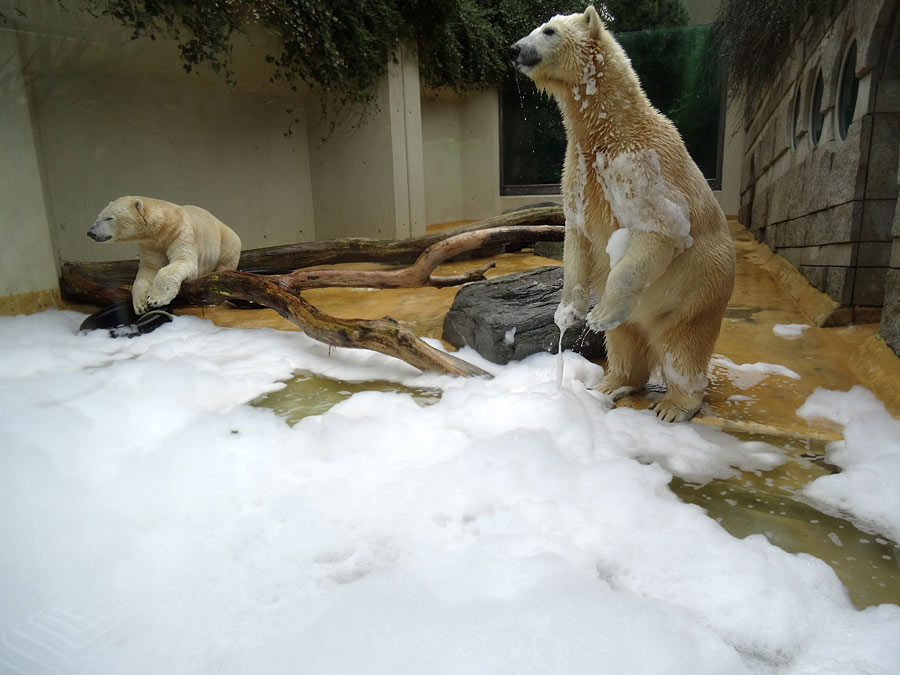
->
[66, 1, 685, 105]
[2, 1, 688, 117]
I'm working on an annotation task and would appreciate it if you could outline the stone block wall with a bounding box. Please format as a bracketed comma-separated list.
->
[740, 0, 899, 315]
[882, 154, 900, 354]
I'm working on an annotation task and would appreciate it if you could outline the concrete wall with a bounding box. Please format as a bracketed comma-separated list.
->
[0, 31, 57, 299]
[1, 0, 428, 308]
[422, 92, 464, 225]
[740, 0, 899, 310]
[308, 44, 425, 240]
[4, 0, 317, 274]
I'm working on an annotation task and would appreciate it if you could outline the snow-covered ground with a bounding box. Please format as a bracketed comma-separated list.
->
[1, 310, 898, 674]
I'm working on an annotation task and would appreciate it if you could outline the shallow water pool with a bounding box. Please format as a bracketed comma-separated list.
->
[253, 372, 441, 425]
[671, 436, 900, 610]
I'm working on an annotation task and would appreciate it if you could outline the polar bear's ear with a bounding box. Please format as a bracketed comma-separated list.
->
[134, 199, 143, 213]
[583, 5, 604, 36]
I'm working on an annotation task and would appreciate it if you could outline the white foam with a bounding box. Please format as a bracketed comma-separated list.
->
[797, 385, 885, 425]
[593, 149, 693, 250]
[0, 310, 897, 673]
[554, 299, 582, 333]
[798, 386, 900, 542]
[710, 355, 801, 390]
[556, 330, 565, 389]
[773, 324, 809, 339]
[664, 352, 708, 396]
[605, 227, 632, 268]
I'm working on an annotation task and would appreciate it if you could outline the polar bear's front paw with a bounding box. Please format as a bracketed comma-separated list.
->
[554, 301, 585, 333]
[586, 303, 628, 332]
[146, 282, 179, 311]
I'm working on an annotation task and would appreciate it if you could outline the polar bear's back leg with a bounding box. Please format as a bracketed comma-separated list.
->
[647, 306, 723, 422]
[597, 321, 655, 401]
[218, 246, 240, 272]
[216, 228, 242, 272]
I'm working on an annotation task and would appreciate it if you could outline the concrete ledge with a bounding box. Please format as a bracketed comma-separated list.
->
[751, 241, 842, 326]
[731, 221, 864, 326]
[849, 334, 900, 417]
[0, 288, 62, 316]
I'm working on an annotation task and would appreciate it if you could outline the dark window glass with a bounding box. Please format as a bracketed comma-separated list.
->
[500, 84, 568, 194]
[500, 24, 723, 195]
[810, 72, 824, 146]
[791, 86, 801, 150]
[838, 41, 858, 140]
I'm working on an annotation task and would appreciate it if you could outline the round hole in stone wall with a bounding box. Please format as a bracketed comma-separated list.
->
[809, 71, 824, 146]
[837, 41, 859, 140]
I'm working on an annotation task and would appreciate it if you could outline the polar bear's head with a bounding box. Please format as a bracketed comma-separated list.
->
[509, 5, 625, 96]
[88, 197, 148, 243]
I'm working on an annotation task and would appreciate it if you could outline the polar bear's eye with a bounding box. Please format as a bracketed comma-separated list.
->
[543, 27, 556, 37]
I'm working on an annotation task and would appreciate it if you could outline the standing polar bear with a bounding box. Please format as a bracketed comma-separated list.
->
[511, 6, 735, 422]
[88, 196, 242, 315]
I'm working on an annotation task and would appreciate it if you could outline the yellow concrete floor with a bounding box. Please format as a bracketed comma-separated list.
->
[164, 222, 899, 444]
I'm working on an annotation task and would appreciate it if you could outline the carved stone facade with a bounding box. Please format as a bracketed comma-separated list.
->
[739, 0, 899, 338]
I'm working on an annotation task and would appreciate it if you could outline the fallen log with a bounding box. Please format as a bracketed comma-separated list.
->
[60, 206, 564, 293]
[267, 225, 562, 294]
[243, 205, 563, 269]
[61, 224, 564, 307]
[196, 271, 490, 378]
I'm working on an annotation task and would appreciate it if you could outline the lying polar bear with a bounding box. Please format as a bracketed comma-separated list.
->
[88, 196, 242, 314]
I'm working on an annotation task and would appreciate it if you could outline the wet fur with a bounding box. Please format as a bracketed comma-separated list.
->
[511, 6, 735, 422]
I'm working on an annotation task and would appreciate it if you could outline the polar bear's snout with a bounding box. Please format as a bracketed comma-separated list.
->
[87, 217, 114, 242]
[509, 39, 541, 72]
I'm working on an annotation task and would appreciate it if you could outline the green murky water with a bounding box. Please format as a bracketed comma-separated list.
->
[671, 434, 900, 609]
[252, 372, 441, 425]
[254, 377, 899, 609]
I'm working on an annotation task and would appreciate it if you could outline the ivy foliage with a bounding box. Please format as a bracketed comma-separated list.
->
[74, 0, 689, 111]
[714, 0, 848, 104]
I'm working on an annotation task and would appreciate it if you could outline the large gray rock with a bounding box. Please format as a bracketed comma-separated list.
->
[442, 266, 606, 365]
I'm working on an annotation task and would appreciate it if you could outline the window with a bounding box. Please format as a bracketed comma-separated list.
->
[499, 84, 567, 195]
[500, 24, 724, 195]
[790, 85, 802, 150]
[809, 71, 824, 146]
[837, 41, 859, 140]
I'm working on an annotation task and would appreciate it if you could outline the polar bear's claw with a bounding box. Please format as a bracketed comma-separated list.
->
[649, 399, 699, 423]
